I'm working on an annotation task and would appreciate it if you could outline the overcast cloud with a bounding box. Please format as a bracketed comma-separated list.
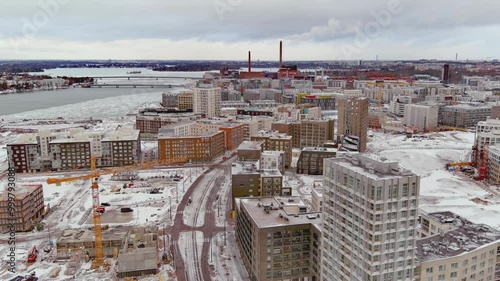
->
[0, 0, 498, 60]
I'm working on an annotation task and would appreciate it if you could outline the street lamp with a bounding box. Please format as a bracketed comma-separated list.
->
[169, 196, 172, 220]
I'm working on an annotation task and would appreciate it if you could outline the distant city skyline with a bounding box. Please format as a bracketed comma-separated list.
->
[0, 0, 499, 60]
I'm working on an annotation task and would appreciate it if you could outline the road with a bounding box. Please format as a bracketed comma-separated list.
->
[170, 158, 234, 281]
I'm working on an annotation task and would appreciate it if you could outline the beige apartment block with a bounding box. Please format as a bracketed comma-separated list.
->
[415, 211, 500, 281]
[235, 197, 322, 281]
[323, 154, 420, 281]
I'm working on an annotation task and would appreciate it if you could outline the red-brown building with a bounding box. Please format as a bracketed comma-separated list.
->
[0, 184, 45, 232]
[219, 123, 245, 151]
[158, 131, 225, 162]
[7, 137, 41, 173]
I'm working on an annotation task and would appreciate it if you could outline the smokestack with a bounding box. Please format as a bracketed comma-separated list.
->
[248, 51, 251, 72]
[279, 41, 283, 69]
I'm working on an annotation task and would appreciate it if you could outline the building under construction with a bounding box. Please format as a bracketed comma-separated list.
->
[56, 226, 159, 278]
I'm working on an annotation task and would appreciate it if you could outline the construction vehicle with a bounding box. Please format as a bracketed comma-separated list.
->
[46, 156, 187, 269]
[27, 246, 38, 263]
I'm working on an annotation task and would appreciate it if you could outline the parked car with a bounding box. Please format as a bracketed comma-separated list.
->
[121, 207, 133, 213]
[97, 206, 105, 213]
[101, 202, 111, 206]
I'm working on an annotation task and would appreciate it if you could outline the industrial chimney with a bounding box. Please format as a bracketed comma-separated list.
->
[248, 51, 251, 72]
[279, 41, 283, 69]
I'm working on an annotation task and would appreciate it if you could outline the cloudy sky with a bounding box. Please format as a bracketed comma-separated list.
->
[0, 0, 498, 60]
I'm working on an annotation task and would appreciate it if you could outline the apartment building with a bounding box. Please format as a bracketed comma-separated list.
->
[299, 106, 322, 120]
[215, 123, 245, 151]
[299, 94, 336, 110]
[158, 131, 225, 162]
[135, 111, 201, 135]
[415, 212, 500, 281]
[0, 184, 45, 232]
[251, 131, 293, 168]
[441, 103, 492, 128]
[337, 97, 369, 152]
[261, 170, 284, 197]
[296, 147, 337, 175]
[100, 128, 141, 167]
[231, 161, 262, 208]
[6, 134, 41, 173]
[389, 96, 412, 116]
[38, 129, 59, 157]
[487, 145, 500, 184]
[235, 196, 322, 281]
[237, 141, 263, 161]
[323, 154, 420, 281]
[177, 91, 194, 110]
[50, 138, 92, 170]
[299, 119, 335, 148]
[271, 121, 301, 148]
[193, 86, 222, 118]
[311, 183, 324, 212]
[474, 130, 500, 168]
[221, 101, 249, 109]
[403, 103, 439, 132]
[476, 118, 500, 134]
[261, 150, 285, 174]
[161, 93, 178, 108]
[368, 111, 387, 130]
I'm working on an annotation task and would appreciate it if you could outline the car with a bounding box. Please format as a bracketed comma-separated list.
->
[173, 178, 180, 181]
[97, 206, 105, 213]
[121, 207, 133, 213]
[101, 202, 111, 206]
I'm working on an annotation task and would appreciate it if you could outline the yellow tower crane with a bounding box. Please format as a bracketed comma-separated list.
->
[46, 156, 188, 268]
[375, 80, 384, 112]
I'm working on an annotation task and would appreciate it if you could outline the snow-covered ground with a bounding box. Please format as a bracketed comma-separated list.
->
[179, 231, 205, 281]
[369, 131, 500, 229]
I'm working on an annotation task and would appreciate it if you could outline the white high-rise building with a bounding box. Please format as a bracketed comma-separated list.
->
[322, 154, 420, 281]
[403, 103, 439, 132]
[193, 86, 222, 118]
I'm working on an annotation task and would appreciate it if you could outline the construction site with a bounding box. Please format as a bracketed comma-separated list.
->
[0, 148, 204, 280]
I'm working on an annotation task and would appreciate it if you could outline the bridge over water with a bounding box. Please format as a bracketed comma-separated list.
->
[90, 76, 200, 80]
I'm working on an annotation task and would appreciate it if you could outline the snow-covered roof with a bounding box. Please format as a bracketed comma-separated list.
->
[416, 213, 500, 263]
[237, 141, 263, 151]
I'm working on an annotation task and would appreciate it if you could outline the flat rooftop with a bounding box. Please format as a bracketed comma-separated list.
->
[477, 118, 500, 126]
[50, 138, 90, 144]
[261, 150, 284, 156]
[237, 197, 322, 229]
[445, 103, 492, 109]
[261, 169, 282, 177]
[232, 161, 260, 175]
[326, 154, 416, 180]
[102, 129, 140, 142]
[238, 141, 263, 151]
[302, 147, 337, 153]
[416, 213, 500, 262]
[158, 130, 222, 139]
[1, 184, 42, 201]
